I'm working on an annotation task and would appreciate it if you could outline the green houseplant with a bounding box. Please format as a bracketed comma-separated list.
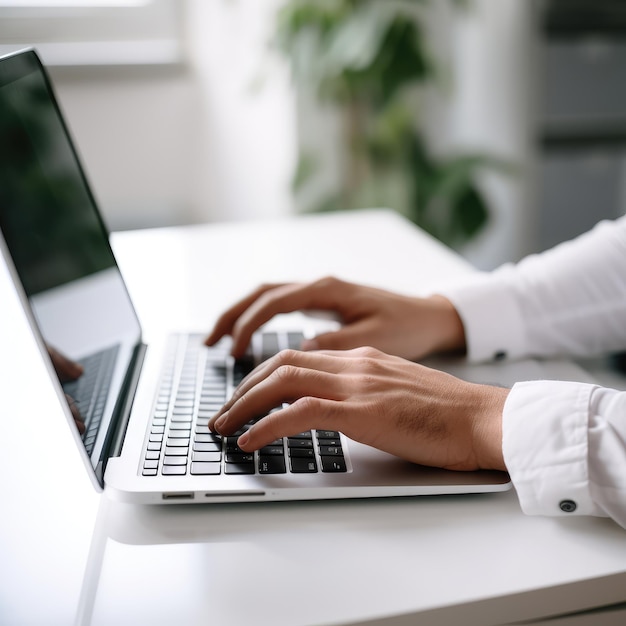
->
[275, 0, 502, 248]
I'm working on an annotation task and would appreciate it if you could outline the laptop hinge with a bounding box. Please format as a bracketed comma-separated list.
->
[95, 342, 147, 483]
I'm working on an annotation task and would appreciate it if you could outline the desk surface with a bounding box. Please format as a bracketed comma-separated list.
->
[2, 209, 625, 626]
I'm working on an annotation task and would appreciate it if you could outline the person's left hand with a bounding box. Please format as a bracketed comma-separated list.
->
[47, 345, 85, 434]
[209, 347, 508, 472]
[48, 345, 84, 383]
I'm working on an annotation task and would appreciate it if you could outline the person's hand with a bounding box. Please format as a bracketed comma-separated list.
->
[47, 345, 85, 434]
[48, 345, 84, 383]
[205, 276, 467, 361]
[208, 346, 508, 472]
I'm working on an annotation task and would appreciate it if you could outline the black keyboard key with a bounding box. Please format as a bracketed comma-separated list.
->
[258, 455, 286, 474]
[317, 438, 341, 447]
[259, 445, 284, 456]
[290, 432, 312, 440]
[321, 456, 347, 472]
[319, 446, 343, 456]
[289, 448, 315, 458]
[225, 463, 255, 475]
[290, 457, 318, 473]
[316, 430, 340, 439]
[226, 453, 254, 464]
[233, 359, 254, 384]
[287, 438, 313, 449]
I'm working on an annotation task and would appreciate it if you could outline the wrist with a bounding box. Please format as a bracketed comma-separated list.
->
[471, 384, 508, 471]
[425, 295, 467, 355]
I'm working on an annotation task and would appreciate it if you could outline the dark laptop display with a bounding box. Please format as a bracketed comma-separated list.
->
[0, 50, 141, 479]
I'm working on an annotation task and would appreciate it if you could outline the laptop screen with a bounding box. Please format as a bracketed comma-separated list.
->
[0, 50, 142, 475]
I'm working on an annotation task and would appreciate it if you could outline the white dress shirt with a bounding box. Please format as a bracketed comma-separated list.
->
[442, 217, 626, 528]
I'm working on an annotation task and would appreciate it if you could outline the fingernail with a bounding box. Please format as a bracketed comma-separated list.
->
[301, 339, 319, 351]
[214, 416, 226, 432]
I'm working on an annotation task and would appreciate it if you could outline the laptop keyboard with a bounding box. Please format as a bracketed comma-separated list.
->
[63, 344, 119, 455]
[142, 332, 347, 477]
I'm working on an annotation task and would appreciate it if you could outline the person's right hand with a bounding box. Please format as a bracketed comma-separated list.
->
[209, 346, 508, 472]
[205, 276, 467, 361]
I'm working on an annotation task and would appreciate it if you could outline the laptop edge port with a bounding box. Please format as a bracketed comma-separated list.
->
[162, 492, 195, 500]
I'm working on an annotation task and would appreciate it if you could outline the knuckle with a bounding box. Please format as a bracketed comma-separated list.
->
[272, 364, 299, 383]
[357, 346, 381, 359]
[274, 348, 299, 366]
[314, 275, 340, 290]
[292, 395, 321, 414]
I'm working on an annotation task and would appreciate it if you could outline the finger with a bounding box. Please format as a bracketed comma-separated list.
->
[230, 278, 348, 358]
[49, 346, 83, 382]
[302, 319, 378, 351]
[210, 351, 348, 431]
[212, 365, 347, 436]
[237, 397, 344, 451]
[204, 283, 287, 346]
[208, 349, 350, 430]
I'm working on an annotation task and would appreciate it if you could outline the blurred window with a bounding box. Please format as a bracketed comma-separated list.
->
[0, 0, 183, 66]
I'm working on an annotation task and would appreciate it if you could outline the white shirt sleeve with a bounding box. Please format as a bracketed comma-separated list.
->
[444, 217, 626, 363]
[439, 217, 626, 526]
[503, 381, 626, 528]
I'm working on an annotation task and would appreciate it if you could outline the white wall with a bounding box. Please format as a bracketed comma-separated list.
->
[426, 0, 539, 268]
[49, 0, 296, 231]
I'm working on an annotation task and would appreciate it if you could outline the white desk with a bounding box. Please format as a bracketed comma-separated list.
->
[2, 209, 625, 626]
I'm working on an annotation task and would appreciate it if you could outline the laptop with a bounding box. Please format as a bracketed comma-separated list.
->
[0, 48, 511, 504]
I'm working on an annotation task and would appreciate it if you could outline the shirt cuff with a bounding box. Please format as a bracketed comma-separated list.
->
[502, 380, 605, 518]
[439, 270, 527, 363]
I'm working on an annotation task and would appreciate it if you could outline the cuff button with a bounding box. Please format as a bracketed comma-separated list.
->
[559, 499, 577, 513]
